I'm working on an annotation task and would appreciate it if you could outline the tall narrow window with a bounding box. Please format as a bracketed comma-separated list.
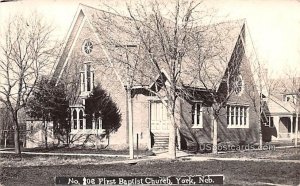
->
[79, 110, 84, 129]
[192, 103, 203, 128]
[231, 106, 235, 125]
[80, 71, 85, 92]
[73, 110, 77, 129]
[227, 106, 230, 125]
[240, 107, 243, 125]
[236, 107, 239, 125]
[95, 117, 102, 130]
[80, 63, 94, 94]
[87, 64, 91, 91]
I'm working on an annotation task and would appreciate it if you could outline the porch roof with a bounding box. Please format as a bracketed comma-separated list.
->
[264, 95, 295, 116]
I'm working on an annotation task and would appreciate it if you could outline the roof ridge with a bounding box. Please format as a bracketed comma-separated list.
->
[79, 3, 132, 20]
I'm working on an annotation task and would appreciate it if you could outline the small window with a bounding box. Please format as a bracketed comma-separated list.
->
[83, 40, 93, 54]
[192, 103, 203, 128]
[266, 116, 274, 128]
[227, 105, 249, 128]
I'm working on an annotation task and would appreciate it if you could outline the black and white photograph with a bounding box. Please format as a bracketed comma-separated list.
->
[0, 0, 299, 185]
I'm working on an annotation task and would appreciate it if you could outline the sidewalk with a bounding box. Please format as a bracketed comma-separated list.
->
[0, 149, 129, 158]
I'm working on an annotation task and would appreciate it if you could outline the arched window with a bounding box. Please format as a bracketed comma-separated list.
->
[79, 110, 84, 129]
[73, 110, 77, 129]
[95, 117, 102, 129]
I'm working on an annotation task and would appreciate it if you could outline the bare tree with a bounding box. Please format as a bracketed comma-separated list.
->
[282, 68, 300, 147]
[90, 0, 252, 157]
[0, 14, 59, 155]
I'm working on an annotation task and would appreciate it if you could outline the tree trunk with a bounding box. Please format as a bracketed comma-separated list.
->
[44, 120, 48, 149]
[12, 111, 21, 156]
[295, 112, 298, 147]
[4, 131, 7, 148]
[127, 87, 134, 160]
[212, 115, 218, 154]
[14, 125, 21, 156]
[169, 114, 176, 159]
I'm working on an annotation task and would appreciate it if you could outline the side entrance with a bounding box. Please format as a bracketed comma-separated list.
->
[150, 101, 170, 151]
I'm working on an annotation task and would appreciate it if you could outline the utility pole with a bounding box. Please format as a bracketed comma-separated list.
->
[126, 66, 134, 160]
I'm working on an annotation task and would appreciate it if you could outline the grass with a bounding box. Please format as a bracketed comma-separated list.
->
[5, 146, 155, 156]
[0, 153, 127, 168]
[0, 159, 299, 185]
[194, 147, 300, 160]
[0, 147, 299, 185]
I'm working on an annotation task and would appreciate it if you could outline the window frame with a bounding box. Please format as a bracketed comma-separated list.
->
[82, 40, 93, 55]
[227, 105, 249, 128]
[192, 102, 203, 128]
[80, 62, 94, 95]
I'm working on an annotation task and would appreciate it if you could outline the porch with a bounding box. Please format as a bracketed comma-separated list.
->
[269, 115, 300, 141]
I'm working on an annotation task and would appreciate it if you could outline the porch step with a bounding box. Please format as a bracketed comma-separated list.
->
[152, 134, 169, 151]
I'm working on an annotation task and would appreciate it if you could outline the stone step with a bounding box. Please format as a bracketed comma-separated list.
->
[152, 133, 169, 151]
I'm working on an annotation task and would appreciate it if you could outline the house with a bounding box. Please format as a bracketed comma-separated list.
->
[262, 80, 300, 142]
[31, 4, 261, 151]
[25, 118, 57, 148]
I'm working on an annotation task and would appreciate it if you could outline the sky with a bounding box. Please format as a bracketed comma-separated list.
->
[0, 0, 300, 78]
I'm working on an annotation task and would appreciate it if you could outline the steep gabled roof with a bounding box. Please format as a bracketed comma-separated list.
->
[53, 4, 245, 90]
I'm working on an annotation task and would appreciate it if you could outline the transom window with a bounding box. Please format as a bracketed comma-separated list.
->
[192, 102, 203, 128]
[227, 105, 249, 128]
[83, 40, 93, 54]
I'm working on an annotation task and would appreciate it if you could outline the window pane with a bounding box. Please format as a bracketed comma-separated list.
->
[227, 106, 230, 125]
[231, 106, 235, 125]
[240, 107, 243, 125]
[196, 104, 200, 125]
[73, 110, 77, 129]
[192, 104, 195, 125]
[79, 110, 83, 129]
[87, 64, 91, 91]
[236, 107, 239, 125]
[82, 73, 85, 91]
[270, 117, 274, 127]
[244, 108, 247, 125]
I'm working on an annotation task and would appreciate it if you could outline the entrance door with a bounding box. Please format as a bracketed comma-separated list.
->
[150, 101, 169, 133]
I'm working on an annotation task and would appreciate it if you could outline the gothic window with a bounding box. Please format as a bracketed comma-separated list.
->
[73, 110, 77, 129]
[79, 110, 84, 129]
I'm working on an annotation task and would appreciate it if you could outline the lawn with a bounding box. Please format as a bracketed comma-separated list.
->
[0, 159, 299, 185]
[0, 147, 299, 185]
[194, 147, 300, 160]
[3, 146, 155, 156]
